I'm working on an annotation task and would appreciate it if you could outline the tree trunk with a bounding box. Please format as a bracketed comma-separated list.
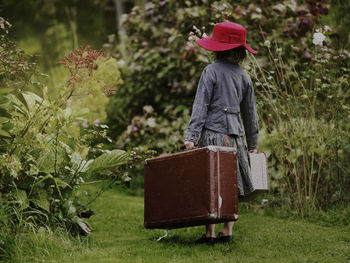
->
[113, 0, 126, 58]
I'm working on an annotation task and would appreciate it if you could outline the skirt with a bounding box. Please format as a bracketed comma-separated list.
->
[198, 128, 254, 197]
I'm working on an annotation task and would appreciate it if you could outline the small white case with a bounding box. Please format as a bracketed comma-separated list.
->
[248, 152, 269, 192]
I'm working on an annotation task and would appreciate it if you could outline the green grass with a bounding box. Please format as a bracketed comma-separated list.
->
[6, 189, 350, 263]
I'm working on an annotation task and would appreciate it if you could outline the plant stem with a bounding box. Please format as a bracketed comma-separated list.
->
[54, 119, 60, 175]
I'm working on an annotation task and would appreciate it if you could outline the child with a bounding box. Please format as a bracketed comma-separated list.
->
[184, 22, 259, 245]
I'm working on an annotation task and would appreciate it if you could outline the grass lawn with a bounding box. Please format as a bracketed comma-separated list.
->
[74, 190, 350, 263]
[10, 189, 350, 263]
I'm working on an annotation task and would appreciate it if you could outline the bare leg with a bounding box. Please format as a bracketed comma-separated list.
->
[221, 221, 234, 236]
[205, 224, 215, 237]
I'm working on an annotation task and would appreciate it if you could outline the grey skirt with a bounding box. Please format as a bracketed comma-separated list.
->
[198, 128, 254, 197]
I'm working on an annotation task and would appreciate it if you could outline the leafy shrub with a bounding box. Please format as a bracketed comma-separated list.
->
[117, 105, 190, 153]
[114, 105, 187, 195]
[0, 18, 133, 245]
[106, 0, 330, 137]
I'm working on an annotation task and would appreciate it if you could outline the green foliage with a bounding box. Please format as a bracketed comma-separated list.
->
[249, 27, 350, 215]
[0, 19, 38, 93]
[68, 55, 124, 124]
[115, 104, 187, 195]
[0, 18, 134, 248]
[106, 0, 211, 135]
[106, 0, 330, 136]
[87, 150, 129, 175]
[117, 105, 190, 153]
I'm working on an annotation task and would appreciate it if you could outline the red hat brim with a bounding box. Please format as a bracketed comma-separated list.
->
[197, 37, 258, 54]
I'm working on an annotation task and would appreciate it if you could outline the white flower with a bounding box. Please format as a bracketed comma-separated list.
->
[202, 33, 208, 38]
[264, 40, 271, 47]
[313, 32, 326, 46]
[147, 117, 156, 128]
[261, 199, 268, 205]
[324, 25, 331, 32]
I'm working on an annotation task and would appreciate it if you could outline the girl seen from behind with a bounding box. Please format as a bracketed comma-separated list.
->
[184, 22, 259, 245]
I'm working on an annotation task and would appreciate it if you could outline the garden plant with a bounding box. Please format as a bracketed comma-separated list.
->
[0, 17, 155, 259]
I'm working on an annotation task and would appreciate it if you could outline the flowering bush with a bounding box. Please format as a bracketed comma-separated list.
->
[312, 32, 326, 46]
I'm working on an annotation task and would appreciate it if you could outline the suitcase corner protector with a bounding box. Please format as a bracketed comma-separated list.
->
[206, 146, 217, 152]
[208, 213, 218, 219]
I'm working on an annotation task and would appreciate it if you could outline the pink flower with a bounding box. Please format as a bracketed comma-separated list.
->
[94, 120, 101, 126]
[324, 25, 331, 32]
[303, 52, 312, 60]
[82, 121, 89, 128]
[73, 121, 80, 126]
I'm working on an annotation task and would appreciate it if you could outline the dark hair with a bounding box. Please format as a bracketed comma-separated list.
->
[215, 46, 246, 64]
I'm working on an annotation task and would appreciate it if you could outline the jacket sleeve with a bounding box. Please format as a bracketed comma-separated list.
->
[185, 67, 215, 143]
[240, 76, 259, 150]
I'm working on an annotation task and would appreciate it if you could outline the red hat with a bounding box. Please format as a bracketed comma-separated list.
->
[197, 22, 258, 54]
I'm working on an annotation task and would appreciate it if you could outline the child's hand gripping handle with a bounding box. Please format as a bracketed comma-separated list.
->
[184, 141, 196, 150]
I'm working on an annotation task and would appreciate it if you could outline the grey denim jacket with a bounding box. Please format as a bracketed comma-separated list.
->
[185, 59, 259, 150]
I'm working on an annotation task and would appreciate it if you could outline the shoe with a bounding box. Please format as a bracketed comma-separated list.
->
[194, 234, 215, 246]
[215, 232, 232, 244]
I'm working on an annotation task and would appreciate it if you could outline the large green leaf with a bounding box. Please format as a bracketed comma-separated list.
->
[37, 135, 68, 174]
[37, 142, 56, 174]
[0, 128, 11, 137]
[22, 91, 45, 111]
[15, 189, 29, 209]
[7, 94, 28, 117]
[0, 117, 9, 124]
[0, 117, 11, 137]
[34, 190, 50, 212]
[0, 95, 11, 118]
[87, 150, 129, 175]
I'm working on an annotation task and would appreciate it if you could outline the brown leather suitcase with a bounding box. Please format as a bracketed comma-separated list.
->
[144, 146, 238, 229]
